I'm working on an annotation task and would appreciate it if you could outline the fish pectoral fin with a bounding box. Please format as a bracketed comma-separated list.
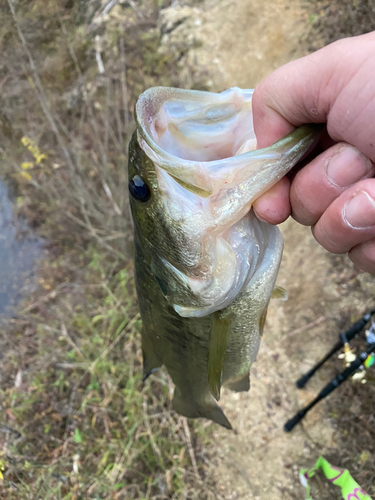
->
[225, 372, 250, 393]
[271, 285, 288, 301]
[172, 389, 232, 430]
[142, 366, 160, 382]
[142, 337, 163, 382]
[208, 310, 231, 401]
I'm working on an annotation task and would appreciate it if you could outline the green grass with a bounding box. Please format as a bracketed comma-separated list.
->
[0, 246, 215, 499]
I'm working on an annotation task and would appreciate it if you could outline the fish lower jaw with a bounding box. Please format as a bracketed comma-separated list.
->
[173, 304, 212, 318]
[167, 216, 269, 318]
[171, 273, 236, 318]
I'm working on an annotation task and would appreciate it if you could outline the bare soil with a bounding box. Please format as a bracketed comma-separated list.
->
[160, 0, 375, 497]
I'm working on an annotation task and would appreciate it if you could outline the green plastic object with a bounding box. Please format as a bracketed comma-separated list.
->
[300, 456, 372, 500]
[364, 352, 375, 369]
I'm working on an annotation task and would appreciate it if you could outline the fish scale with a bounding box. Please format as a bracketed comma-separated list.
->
[128, 86, 321, 428]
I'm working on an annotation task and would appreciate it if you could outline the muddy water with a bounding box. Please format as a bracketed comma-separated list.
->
[0, 180, 43, 316]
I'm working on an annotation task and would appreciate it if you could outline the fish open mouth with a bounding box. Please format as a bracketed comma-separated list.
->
[136, 86, 256, 163]
[136, 87, 318, 203]
[134, 87, 320, 317]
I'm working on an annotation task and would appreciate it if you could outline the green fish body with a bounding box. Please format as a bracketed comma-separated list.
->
[128, 87, 319, 428]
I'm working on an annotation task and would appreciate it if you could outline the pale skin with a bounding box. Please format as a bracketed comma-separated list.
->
[252, 31, 375, 274]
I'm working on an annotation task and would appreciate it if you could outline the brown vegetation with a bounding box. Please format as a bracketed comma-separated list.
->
[0, 1, 216, 498]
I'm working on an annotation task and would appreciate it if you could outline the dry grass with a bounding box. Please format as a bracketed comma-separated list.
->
[0, 249, 216, 499]
[0, 1, 217, 498]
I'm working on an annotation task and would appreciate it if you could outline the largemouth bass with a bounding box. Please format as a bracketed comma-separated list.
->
[128, 87, 319, 429]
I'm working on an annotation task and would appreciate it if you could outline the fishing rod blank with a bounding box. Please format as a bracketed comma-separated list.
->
[295, 310, 375, 389]
[284, 342, 375, 432]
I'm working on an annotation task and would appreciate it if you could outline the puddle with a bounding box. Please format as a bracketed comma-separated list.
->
[0, 179, 44, 317]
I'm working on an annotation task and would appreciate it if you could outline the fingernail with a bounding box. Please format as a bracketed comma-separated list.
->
[344, 191, 375, 229]
[326, 147, 372, 187]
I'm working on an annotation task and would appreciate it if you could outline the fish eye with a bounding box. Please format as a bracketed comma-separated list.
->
[129, 175, 151, 202]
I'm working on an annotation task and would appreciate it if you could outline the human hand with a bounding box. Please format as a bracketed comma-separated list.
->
[252, 31, 375, 273]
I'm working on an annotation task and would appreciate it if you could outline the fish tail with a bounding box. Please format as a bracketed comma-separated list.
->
[172, 390, 232, 430]
[208, 311, 231, 401]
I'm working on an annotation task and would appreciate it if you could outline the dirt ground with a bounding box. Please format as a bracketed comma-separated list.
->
[1, 0, 374, 498]
[160, 0, 375, 498]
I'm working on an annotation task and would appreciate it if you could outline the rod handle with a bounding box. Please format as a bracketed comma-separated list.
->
[295, 312, 372, 389]
[284, 410, 306, 432]
[345, 314, 372, 340]
[296, 371, 314, 389]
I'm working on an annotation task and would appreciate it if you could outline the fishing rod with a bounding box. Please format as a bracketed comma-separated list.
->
[285, 341, 375, 432]
[295, 309, 375, 389]
[284, 308, 375, 432]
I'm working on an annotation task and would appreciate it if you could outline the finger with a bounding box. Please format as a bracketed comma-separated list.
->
[290, 144, 374, 226]
[252, 48, 336, 148]
[252, 32, 375, 161]
[253, 176, 291, 225]
[312, 179, 375, 254]
[349, 239, 375, 275]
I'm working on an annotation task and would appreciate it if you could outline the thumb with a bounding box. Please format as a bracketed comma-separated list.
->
[253, 32, 375, 155]
[252, 50, 334, 149]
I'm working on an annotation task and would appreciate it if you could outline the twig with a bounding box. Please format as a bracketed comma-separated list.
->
[128, 0, 145, 19]
[103, 77, 110, 173]
[181, 417, 199, 477]
[281, 315, 326, 339]
[7, 0, 75, 175]
[87, 106, 108, 170]
[55, 363, 91, 369]
[100, 371, 126, 408]
[61, 323, 84, 359]
[120, 34, 130, 132]
[65, 211, 126, 261]
[143, 401, 162, 459]
[92, 0, 119, 26]
[230, 459, 252, 489]
[19, 282, 69, 314]
[56, 4, 83, 78]
[95, 36, 105, 74]
[102, 180, 122, 216]
[90, 313, 140, 371]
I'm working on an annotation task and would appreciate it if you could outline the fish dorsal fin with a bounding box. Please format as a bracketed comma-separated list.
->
[271, 285, 288, 301]
[208, 310, 231, 401]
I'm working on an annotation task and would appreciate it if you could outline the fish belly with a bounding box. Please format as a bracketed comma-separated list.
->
[135, 224, 283, 429]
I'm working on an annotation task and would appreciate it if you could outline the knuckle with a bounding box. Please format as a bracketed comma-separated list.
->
[349, 241, 375, 274]
[312, 215, 346, 254]
[291, 181, 321, 226]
